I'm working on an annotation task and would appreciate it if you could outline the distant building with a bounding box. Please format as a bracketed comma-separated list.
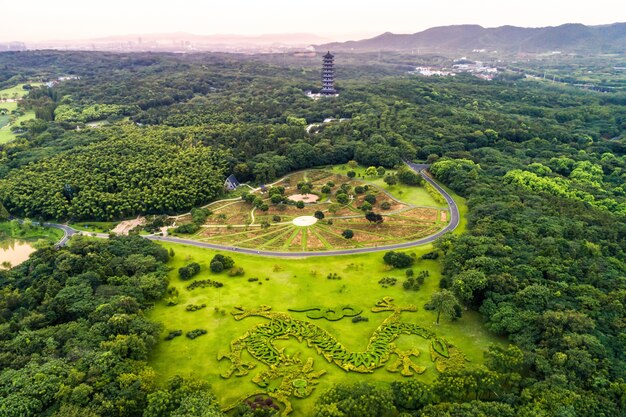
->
[320, 51, 337, 95]
[224, 174, 241, 191]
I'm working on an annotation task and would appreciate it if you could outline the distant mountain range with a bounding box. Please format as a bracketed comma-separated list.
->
[317, 23, 626, 53]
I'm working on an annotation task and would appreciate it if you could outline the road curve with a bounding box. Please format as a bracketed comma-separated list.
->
[43, 162, 460, 257]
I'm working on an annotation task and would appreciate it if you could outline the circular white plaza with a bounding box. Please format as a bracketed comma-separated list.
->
[292, 216, 318, 227]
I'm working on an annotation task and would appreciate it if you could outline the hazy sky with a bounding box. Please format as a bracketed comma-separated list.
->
[2, 0, 624, 42]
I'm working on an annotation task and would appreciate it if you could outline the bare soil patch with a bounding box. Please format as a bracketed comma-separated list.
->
[288, 194, 320, 203]
[112, 217, 145, 235]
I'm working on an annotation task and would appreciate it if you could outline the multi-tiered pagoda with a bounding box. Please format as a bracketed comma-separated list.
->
[320, 51, 337, 95]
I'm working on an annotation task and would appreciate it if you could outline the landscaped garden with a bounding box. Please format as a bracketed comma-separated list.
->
[169, 164, 452, 252]
[147, 238, 504, 416]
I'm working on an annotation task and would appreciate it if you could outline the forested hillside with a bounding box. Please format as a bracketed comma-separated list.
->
[0, 50, 624, 416]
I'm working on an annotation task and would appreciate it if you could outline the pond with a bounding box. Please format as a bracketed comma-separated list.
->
[0, 239, 36, 269]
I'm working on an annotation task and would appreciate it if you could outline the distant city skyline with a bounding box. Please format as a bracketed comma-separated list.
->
[1, 0, 623, 42]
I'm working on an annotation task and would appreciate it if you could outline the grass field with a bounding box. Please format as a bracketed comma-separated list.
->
[0, 83, 41, 144]
[172, 166, 454, 252]
[69, 221, 119, 233]
[147, 185, 500, 416]
[0, 220, 64, 244]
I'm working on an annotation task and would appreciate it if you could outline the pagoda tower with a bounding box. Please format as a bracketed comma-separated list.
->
[320, 51, 337, 95]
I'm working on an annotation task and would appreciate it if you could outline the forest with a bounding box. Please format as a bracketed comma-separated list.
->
[0, 50, 624, 416]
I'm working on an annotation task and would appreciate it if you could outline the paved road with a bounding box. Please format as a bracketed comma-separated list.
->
[42, 162, 460, 257]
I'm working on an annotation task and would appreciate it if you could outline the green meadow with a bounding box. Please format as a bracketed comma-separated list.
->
[148, 214, 502, 416]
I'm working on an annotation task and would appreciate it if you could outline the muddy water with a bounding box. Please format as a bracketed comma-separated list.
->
[0, 240, 36, 269]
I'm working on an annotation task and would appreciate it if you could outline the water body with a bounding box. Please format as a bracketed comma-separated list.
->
[0, 239, 36, 269]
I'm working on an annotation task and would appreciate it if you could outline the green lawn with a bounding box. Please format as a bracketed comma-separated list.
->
[69, 221, 119, 233]
[0, 220, 64, 245]
[148, 239, 504, 416]
[0, 110, 35, 144]
[0, 83, 42, 144]
[329, 164, 447, 209]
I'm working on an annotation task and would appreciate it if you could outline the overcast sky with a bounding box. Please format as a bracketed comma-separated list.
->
[2, 0, 624, 42]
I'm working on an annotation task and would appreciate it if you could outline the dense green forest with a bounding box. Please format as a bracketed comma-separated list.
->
[0, 50, 625, 416]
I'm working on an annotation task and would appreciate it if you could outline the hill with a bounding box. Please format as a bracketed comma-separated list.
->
[317, 22, 626, 53]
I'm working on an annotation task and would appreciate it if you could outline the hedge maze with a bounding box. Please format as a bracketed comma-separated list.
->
[218, 297, 467, 416]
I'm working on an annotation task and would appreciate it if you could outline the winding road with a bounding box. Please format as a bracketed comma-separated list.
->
[42, 162, 460, 258]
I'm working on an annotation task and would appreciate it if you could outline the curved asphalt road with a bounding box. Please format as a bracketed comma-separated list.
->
[42, 162, 459, 257]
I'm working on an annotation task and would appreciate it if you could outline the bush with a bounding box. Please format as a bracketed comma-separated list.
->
[364, 194, 377, 204]
[211, 254, 234, 269]
[406, 268, 414, 277]
[342, 229, 354, 239]
[347, 171, 356, 178]
[421, 251, 439, 260]
[354, 185, 365, 194]
[173, 223, 200, 234]
[228, 267, 245, 276]
[360, 202, 373, 212]
[365, 211, 384, 223]
[191, 207, 212, 224]
[321, 185, 331, 194]
[272, 215, 281, 222]
[336, 193, 349, 204]
[247, 277, 259, 282]
[185, 303, 206, 312]
[296, 201, 305, 209]
[378, 277, 397, 288]
[187, 279, 223, 290]
[383, 251, 414, 268]
[186, 329, 207, 339]
[314, 210, 325, 220]
[178, 262, 201, 280]
[210, 260, 224, 273]
[164, 330, 183, 341]
[381, 201, 392, 210]
[327, 273, 342, 280]
[352, 316, 369, 323]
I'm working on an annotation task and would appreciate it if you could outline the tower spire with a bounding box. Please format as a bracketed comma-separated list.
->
[321, 51, 337, 95]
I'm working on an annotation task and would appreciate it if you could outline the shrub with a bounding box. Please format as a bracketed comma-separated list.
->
[187, 279, 224, 290]
[378, 277, 397, 288]
[211, 254, 234, 269]
[314, 210, 325, 220]
[383, 251, 414, 268]
[421, 251, 439, 260]
[247, 277, 259, 282]
[352, 316, 369, 323]
[173, 223, 200, 234]
[296, 201, 305, 209]
[321, 185, 331, 194]
[384, 175, 398, 186]
[354, 185, 365, 194]
[228, 267, 245, 276]
[272, 215, 281, 222]
[191, 207, 212, 224]
[186, 329, 207, 339]
[347, 171, 356, 178]
[336, 193, 349, 204]
[210, 260, 224, 273]
[185, 303, 206, 312]
[406, 268, 414, 277]
[381, 201, 392, 210]
[342, 229, 354, 239]
[327, 273, 342, 280]
[164, 330, 183, 341]
[360, 202, 373, 212]
[364, 194, 377, 204]
[365, 211, 384, 224]
[178, 262, 201, 280]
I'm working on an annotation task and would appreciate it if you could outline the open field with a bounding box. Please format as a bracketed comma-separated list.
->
[148, 241, 504, 416]
[0, 83, 41, 144]
[170, 166, 453, 252]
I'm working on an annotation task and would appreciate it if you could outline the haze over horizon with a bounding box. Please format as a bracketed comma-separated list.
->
[1, 0, 624, 43]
